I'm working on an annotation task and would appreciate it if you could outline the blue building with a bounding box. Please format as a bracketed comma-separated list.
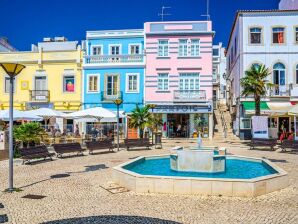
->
[82, 29, 145, 137]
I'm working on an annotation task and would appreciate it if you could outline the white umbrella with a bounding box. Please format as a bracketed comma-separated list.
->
[29, 108, 66, 119]
[0, 109, 43, 121]
[74, 111, 125, 123]
[67, 107, 116, 120]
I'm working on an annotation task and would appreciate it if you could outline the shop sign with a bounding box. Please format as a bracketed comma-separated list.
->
[154, 105, 212, 114]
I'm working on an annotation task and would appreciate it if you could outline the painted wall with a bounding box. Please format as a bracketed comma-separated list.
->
[279, 0, 298, 9]
[144, 21, 213, 103]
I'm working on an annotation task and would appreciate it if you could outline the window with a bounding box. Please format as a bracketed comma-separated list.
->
[106, 75, 118, 96]
[212, 48, 219, 56]
[157, 73, 169, 90]
[110, 45, 120, 55]
[296, 64, 298, 84]
[250, 27, 262, 44]
[63, 76, 75, 92]
[92, 46, 102, 55]
[273, 63, 286, 95]
[190, 39, 200, 56]
[4, 77, 16, 93]
[178, 39, 188, 56]
[88, 75, 98, 92]
[158, 40, 169, 57]
[272, 27, 285, 44]
[126, 73, 139, 92]
[129, 45, 140, 54]
[296, 27, 298, 43]
[252, 63, 261, 70]
[179, 73, 200, 90]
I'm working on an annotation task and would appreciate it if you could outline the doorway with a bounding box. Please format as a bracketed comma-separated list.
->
[167, 114, 189, 138]
[278, 117, 289, 138]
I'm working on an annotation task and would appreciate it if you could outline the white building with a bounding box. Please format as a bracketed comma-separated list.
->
[226, 10, 298, 139]
[279, 0, 298, 10]
[212, 43, 227, 105]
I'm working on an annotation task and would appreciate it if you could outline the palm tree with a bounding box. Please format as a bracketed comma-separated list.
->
[129, 105, 153, 138]
[240, 64, 271, 116]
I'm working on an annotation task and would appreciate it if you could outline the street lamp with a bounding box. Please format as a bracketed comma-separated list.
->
[0, 63, 25, 192]
[148, 104, 156, 144]
[113, 98, 123, 151]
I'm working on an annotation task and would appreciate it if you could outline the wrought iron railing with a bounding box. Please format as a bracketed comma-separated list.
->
[173, 90, 206, 101]
[100, 91, 123, 102]
[29, 90, 50, 102]
[85, 54, 144, 64]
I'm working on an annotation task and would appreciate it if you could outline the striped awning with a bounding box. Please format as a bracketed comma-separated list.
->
[243, 101, 292, 115]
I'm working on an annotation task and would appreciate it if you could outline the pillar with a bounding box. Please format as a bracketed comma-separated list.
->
[162, 113, 167, 138]
[208, 113, 213, 139]
[189, 114, 195, 138]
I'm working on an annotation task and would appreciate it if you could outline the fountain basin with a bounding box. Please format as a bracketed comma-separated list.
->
[113, 155, 288, 197]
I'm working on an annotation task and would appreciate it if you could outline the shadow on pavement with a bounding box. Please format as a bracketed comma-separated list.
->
[42, 215, 181, 224]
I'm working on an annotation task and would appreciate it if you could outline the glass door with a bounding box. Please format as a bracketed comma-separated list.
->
[35, 76, 47, 100]
[106, 75, 118, 97]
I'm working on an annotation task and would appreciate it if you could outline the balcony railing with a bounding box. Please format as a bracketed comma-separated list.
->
[29, 90, 50, 102]
[212, 74, 220, 83]
[100, 91, 123, 102]
[173, 90, 206, 102]
[268, 85, 291, 97]
[85, 54, 144, 64]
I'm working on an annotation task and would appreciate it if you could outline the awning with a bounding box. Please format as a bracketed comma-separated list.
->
[243, 101, 292, 116]
[242, 102, 270, 115]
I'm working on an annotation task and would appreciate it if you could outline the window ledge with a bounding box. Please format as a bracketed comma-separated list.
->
[177, 56, 201, 59]
[156, 57, 171, 59]
[126, 91, 139, 94]
[155, 90, 171, 93]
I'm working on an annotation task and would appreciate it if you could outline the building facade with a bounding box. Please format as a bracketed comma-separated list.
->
[82, 30, 145, 137]
[144, 21, 214, 139]
[212, 42, 227, 105]
[279, 0, 298, 10]
[226, 10, 298, 139]
[0, 37, 82, 112]
[0, 37, 16, 52]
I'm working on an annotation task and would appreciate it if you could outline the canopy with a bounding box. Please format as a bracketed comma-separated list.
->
[67, 107, 116, 120]
[0, 109, 43, 121]
[288, 104, 298, 115]
[29, 108, 66, 119]
[74, 111, 126, 123]
[243, 101, 292, 116]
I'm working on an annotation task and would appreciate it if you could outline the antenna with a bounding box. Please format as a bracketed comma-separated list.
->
[201, 0, 210, 21]
[158, 6, 171, 21]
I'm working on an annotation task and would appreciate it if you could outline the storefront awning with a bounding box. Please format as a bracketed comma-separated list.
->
[242, 102, 269, 114]
[243, 101, 292, 115]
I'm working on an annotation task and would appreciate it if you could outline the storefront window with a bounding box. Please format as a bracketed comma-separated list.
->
[193, 114, 209, 138]
[268, 118, 278, 128]
[240, 118, 251, 129]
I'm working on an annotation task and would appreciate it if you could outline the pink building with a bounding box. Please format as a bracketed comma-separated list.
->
[144, 21, 214, 138]
[279, 0, 298, 10]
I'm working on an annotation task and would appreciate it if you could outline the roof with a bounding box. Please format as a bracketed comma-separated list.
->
[226, 9, 298, 52]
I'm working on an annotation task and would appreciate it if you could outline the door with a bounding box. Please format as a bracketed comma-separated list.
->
[273, 63, 286, 95]
[106, 75, 119, 97]
[278, 117, 289, 138]
[35, 76, 47, 100]
[110, 45, 120, 62]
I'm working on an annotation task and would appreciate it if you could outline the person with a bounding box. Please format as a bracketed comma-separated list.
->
[54, 122, 59, 130]
[287, 128, 294, 141]
[176, 124, 182, 137]
[74, 124, 80, 137]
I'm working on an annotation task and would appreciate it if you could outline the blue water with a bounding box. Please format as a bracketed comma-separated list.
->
[124, 157, 277, 179]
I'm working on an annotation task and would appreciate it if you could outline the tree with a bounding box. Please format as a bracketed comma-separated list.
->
[240, 64, 271, 116]
[129, 105, 153, 138]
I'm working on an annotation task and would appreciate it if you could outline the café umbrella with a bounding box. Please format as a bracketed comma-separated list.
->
[67, 107, 116, 120]
[0, 109, 43, 121]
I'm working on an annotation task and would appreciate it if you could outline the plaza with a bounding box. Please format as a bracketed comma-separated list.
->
[0, 138, 297, 224]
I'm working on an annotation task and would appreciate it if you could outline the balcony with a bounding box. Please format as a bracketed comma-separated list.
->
[84, 54, 144, 64]
[29, 90, 50, 102]
[268, 85, 291, 97]
[173, 90, 206, 102]
[100, 91, 123, 102]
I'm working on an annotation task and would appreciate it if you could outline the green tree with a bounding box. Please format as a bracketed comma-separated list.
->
[240, 64, 271, 116]
[13, 122, 45, 148]
[129, 105, 153, 138]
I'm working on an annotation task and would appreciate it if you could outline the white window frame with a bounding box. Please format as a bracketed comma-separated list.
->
[157, 73, 169, 91]
[178, 39, 188, 57]
[179, 73, 200, 90]
[128, 43, 142, 55]
[190, 39, 200, 56]
[126, 73, 139, 93]
[87, 74, 100, 93]
[249, 27, 262, 45]
[4, 76, 16, 94]
[91, 45, 103, 55]
[272, 27, 286, 44]
[158, 40, 169, 57]
[109, 44, 122, 55]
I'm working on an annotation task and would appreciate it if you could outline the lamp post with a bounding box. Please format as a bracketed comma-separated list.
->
[113, 98, 123, 151]
[0, 63, 25, 192]
[148, 104, 156, 144]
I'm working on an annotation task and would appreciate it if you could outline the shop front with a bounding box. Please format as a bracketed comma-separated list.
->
[152, 104, 213, 139]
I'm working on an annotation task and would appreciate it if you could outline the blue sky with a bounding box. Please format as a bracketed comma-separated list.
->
[0, 0, 279, 51]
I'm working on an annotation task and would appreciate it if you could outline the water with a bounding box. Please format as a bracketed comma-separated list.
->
[124, 157, 277, 179]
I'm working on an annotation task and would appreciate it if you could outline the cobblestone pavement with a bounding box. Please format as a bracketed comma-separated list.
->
[0, 139, 297, 224]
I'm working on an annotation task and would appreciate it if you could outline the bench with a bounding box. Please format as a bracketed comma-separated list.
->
[52, 142, 85, 158]
[85, 139, 115, 154]
[281, 139, 298, 152]
[124, 138, 152, 151]
[20, 145, 55, 164]
[250, 138, 277, 151]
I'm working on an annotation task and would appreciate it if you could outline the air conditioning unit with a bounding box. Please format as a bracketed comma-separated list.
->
[43, 37, 53, 42]
[54, 36, 68, 42]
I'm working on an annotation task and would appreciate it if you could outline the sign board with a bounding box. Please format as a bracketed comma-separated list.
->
[252, 116, 269, 139]
[153, 104, 212, 114]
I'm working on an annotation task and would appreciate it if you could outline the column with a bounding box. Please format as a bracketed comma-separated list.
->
[189, 114, 195, 138]
[162, 113, 167, 138]
[208, 113, 213, 139]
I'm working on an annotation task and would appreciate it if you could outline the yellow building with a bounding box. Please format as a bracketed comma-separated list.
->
[0, 37, 82, 112]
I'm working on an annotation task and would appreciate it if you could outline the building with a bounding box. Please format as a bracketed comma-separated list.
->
[0, 37, 16, 52]
[82, 29, 145, 138]
[0, 37, 82, 129]
[279, 0, 298, 10]
[212, 42, 227, 105]
[144, 21, 214, 139]
[226, 10, 298, 139]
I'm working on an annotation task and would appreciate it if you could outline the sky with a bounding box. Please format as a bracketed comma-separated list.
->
[0, 0, 280, 51]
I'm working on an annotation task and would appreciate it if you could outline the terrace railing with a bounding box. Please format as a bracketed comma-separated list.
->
[173, 90, 206, 102]
[29, 90, 50, 102]
[85, 54, 144, 64]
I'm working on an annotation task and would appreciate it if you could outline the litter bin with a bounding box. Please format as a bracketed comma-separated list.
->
[155, 132, 162, 149]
